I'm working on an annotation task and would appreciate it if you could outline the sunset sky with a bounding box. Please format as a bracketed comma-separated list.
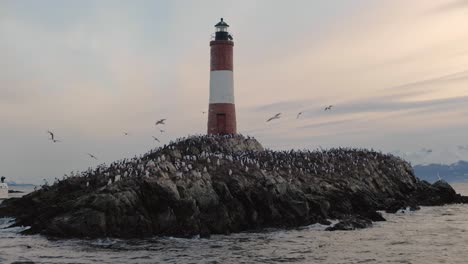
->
[2, 0, 468, 184]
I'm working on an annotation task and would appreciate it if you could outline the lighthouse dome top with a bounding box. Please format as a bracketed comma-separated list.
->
[215, 18, 229, 28]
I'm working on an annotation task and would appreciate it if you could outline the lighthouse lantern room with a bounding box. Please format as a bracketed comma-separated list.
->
[207, 18, 237, 135]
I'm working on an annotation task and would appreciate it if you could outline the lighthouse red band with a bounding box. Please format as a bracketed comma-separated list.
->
[208, 18, 236, 135]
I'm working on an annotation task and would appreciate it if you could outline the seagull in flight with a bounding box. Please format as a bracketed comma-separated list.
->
[266, 113, 281, 122]
[87, 153, 98, 160]
[296, 112, 303, 119]
[123, 132, 129, 136]
[159, 129, 165, 133]
[155, 119, 166, 125]
[152, 136, 160, 142]
[324, 105, 333, 111]
[47, 130, 61, 142]
[47, 130, 55, 140]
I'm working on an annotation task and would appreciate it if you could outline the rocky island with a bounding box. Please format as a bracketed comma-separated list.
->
[0, 135, 465, 238]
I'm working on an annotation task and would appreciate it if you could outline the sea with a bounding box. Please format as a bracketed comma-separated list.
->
[1, 184, 468, 264]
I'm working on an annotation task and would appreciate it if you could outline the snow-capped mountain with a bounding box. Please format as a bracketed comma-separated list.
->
[413, 160, 468, 183]
[391, 145, 468, 165]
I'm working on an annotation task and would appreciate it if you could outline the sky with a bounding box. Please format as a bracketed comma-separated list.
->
[1, 0, 468, 184]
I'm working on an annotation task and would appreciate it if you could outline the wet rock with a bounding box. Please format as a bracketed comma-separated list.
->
[325, 217, 373, 231]
[415, 180, 461, 206]
[0, 135, 465, 238]
[8, 190, 24, 194]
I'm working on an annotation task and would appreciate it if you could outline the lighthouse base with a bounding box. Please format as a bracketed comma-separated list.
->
[207, 103, 236, 135]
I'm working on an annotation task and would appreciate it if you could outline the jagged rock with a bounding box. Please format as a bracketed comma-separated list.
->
[413, 180, 461, 206]
[0, 135, 466, 239]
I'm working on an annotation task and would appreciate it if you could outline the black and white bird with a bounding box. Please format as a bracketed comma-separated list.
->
[47, 130, 61, 142]
[87, 153, 98, 160]
[152, 136, 160, 142]
[47, 130, 54, 140]
[266, 113, 281, 122]
[155, 119, 166, 125]
[324, 105, 333, 111]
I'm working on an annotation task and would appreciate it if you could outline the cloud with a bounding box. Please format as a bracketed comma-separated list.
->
[432, 0, 468, 13]
[320, 95, 468, 116]
[245, 77, 451, 119]
[249, 99, 320, 113]
[383, 70, 468, 93]
[298, 119, 356, 130]
[2, 1, 468, 184]
[457, 145, 468, 151]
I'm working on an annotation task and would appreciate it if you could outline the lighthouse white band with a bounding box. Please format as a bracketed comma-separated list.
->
[209, 70, 235, 104]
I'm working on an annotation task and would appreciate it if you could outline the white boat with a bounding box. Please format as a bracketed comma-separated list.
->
[0, 182, 8, 199]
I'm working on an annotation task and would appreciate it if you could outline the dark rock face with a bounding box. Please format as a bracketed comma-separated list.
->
[414, 180, 461, 206]
[8, 190, 24, 194]
[0, 135, 466, 239]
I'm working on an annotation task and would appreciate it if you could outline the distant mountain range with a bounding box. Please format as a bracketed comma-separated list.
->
[392, 145, 468, 165]
[5, 181, 35, 187]
[413, 160, 468, 183]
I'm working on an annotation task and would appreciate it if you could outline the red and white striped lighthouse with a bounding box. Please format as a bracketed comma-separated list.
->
[207, 18, 236, 135]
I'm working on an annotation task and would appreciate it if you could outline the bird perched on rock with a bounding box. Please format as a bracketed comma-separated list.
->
[266, 113, 281, 122]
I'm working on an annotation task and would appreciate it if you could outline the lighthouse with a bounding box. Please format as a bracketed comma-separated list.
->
[207, 18, 236, 135]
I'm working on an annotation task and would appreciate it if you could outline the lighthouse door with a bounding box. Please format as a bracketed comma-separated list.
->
[216, 113, 227, 134]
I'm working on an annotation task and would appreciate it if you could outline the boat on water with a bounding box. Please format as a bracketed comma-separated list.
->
[0, 182, 8, 199]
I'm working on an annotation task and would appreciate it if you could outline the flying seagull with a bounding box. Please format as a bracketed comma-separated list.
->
[296, 112, 303, 119]
[152, 136, 160, 142]
[87, 153, 98, 160]
[159, 129, 165, 133]
[266, 113, 281, 122]
[47, 130, 55, 140]
[324, 105, 333, 111]
[47, 130, 61, 142]
[123, 132, 129, 136]
[155, 119, 166, 125]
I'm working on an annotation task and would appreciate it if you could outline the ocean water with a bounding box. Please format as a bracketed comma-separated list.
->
[1, 184, 468, 264]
